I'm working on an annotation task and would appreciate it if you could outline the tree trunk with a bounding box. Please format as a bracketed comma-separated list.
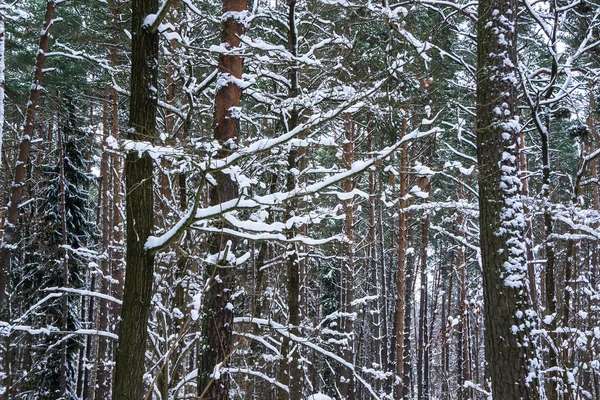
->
[56, 97, 70, 398]
[280, 3, 303, 398]
[417, 208, 429, 400]
[0, 3, 56, 397]
[338, 116, 355, 398]
[197, 1, 246, 398]
[0, 0, 4, 161]
[111, 0, 159, 397]
[93, 84, 112, 400]
[402, 227, 415, 399]
[395, 119, 408, 399]
[476, 0, 539, 395]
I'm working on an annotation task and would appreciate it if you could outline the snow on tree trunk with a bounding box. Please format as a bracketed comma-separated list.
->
[197, 1, 247, 398]
[476, 0, 540, 396]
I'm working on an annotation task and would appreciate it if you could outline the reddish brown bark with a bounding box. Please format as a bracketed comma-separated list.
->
[197, 1, 247, 399]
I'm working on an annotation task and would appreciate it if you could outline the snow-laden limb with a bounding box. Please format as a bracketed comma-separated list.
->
[209, 77, 391, 172]
[171, 364, 290, 397]
[0, 322, 118, 340]
[522, 0, 553, 39]
[111, 80, 187, 120]
[413, 0, 477, 22]
[11, 293, 63, 325]
[145, 125, 440, 254]
[43, 287, 123, 305]
[227, 368, 288, 392]
[232, 331, 281, 355]
[463, 381, 492, 399]
[234, 317, 381, 400]
[307, 394, 334, 400]
[122, 139, 185, 160]
[438, 171, 479, 197]
[59, 244, 100, 259]
[145, 0, 175, 34]
[430, 224, 480, 253]
[193, 226, 345, 245]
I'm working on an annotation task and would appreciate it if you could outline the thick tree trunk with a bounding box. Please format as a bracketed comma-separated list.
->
[279, 3, 303, 398]
[476, 0, 539, 396]
[197, 1, 246, 398]
[111, 0, 159, 397]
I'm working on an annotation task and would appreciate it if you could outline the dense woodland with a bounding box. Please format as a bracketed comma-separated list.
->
[0, 0, 599, 399]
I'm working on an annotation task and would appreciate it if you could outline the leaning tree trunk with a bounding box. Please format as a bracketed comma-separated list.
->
[197, 1, 246, 399]
[476, 0, 539, 397]
[0, 3, 57, 397]
[111, 0, 159, 397]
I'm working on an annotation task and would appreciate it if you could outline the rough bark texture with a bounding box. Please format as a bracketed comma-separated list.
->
[197, 1, 246, 398]
[111, 0, 159, 397]
[476, 0, 539, 397]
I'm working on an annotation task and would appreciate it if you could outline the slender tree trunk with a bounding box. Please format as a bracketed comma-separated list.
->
[402, 228, 415, 399]
[110, 0, 124, 312]
[95, 85, 112, 400]
[338, 116, 355, 398]
[111, 0, 159, 397]
[197, 1, 246, 398]
[456, 228, 467, 400]
[0, 0, 4, 161]
[476, 0, 539, 395]
[56, 97, 70, 397]
[440, 248, 451, 400]
[417, 205, 430, 400]
[395, 119, 408, 399]
[367, 120, 383, 392]
[378, 174, 390, 371]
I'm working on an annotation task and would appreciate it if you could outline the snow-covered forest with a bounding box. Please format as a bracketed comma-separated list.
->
[0, 0, 599, 399]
